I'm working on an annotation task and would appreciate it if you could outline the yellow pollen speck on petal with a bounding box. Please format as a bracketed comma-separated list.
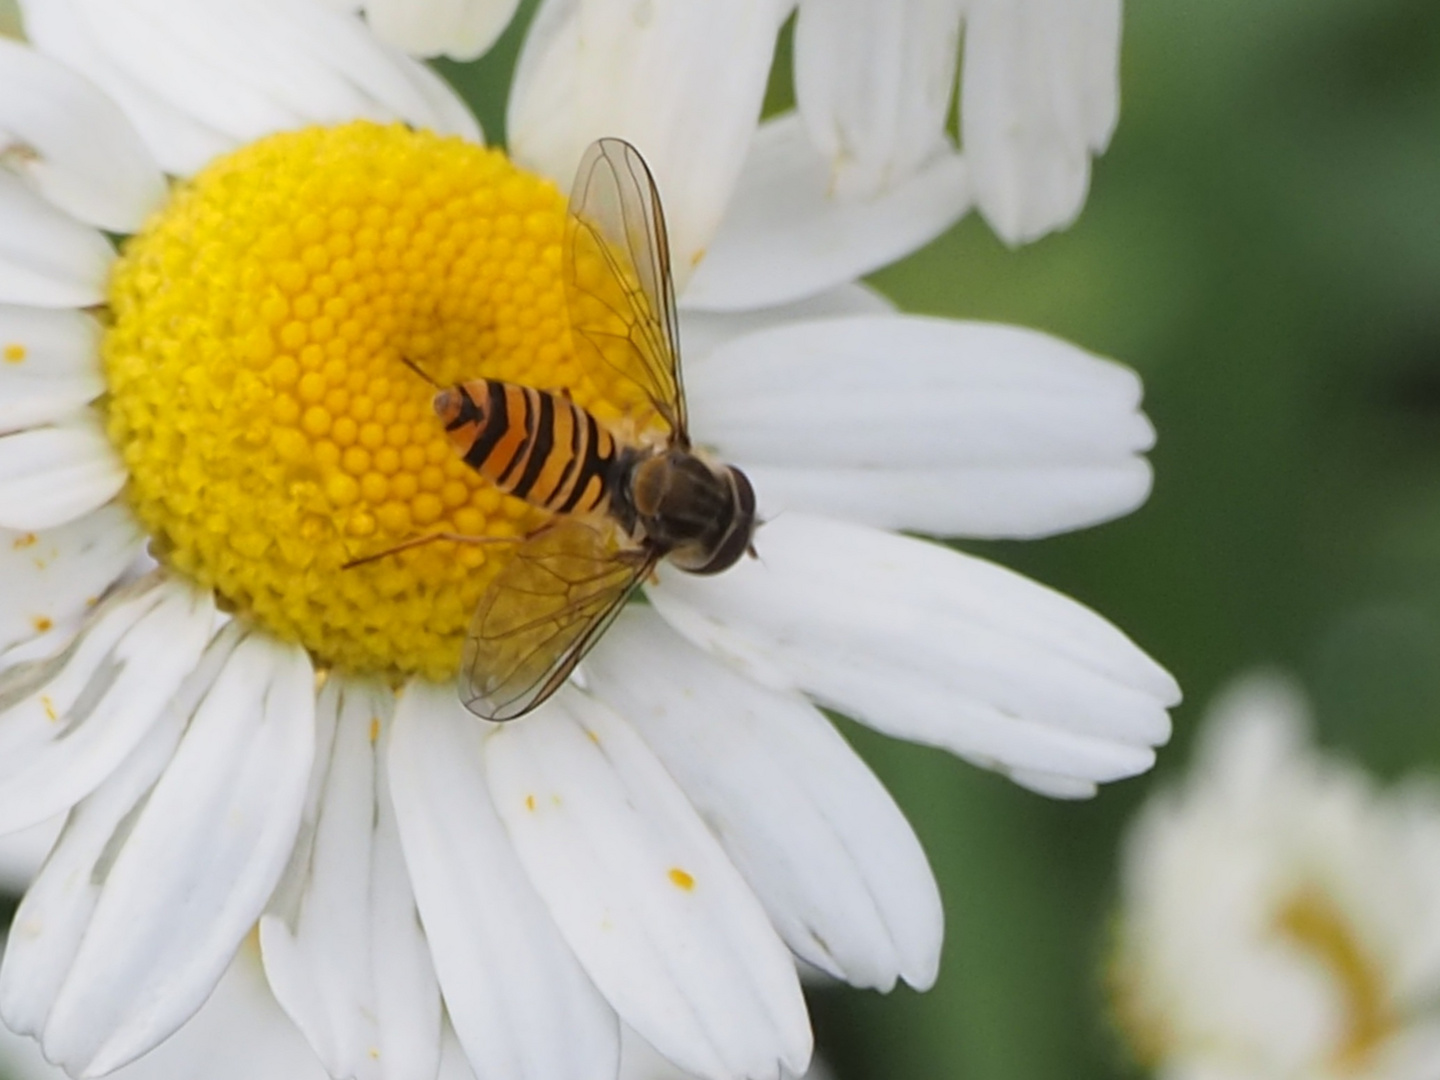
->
[524, 794, 536, 812]
[102, 121, 636, 680]
[31, 615, 52, 633]
[12, 533, 37, 549]
[3, 343, 25, 363]
[668, 868, 695, 892]
[40, 695, 57, 722]
[368, 717, 381, 743]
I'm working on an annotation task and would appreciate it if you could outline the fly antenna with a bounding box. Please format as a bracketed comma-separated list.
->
[399, 355, 442, 388]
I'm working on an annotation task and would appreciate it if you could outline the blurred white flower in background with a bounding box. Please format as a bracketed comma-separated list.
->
[1111, 672, 1440, 1080]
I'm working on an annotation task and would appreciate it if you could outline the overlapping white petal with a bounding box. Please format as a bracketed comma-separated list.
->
[961, 0, 1122, 244]
[688, 315, 1153, 537]
[0, 306, 105, 435]
[261, 678, 441, 1080]
[792, 0, 965, 201]
[485, 689, 812, 1080]
[0, 171, 113, 308]
[0, 38, 166, 233]
[682, 116, 970, 312]
[389, 681, 619, 1080]
[680, 283, 894, 362]
[649, 513, 1177, 798]
[508, 0, 788, 284]
[1, 628, 315, 1077]
[358, 0, 521, 61]
[0, 503, 144, 659]
[19, 0, 480, 178]
[586, 609, 942, 992]
[0, 575, 220, 834]
[0, 418, 126, 532]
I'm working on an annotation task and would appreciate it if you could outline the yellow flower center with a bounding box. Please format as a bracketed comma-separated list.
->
[104, 121, 628, 680]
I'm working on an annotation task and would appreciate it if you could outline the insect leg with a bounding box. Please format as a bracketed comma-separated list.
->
[342, 531, 522, 569]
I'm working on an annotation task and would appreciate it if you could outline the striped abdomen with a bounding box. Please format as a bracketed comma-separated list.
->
[434, 379, 617, 516]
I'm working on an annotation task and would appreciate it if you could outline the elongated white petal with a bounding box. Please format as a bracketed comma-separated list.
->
[21, 0, 478, 178]
[961, 0, 1121, 244]
[793, 0, 964, 199]
[0, 816, 64, 892]
[0, 575, 220, 833]
[486, 690, 812, 1080]
[586, 610, 942, 992]
[649, 514, 1178, 796]
[0, 171, 112, 308]
[0, 419, 126, 532]
[19, 0, 232, 177]
[0, 38, 166, 232]
[261, 677, 441, 1080]
[21, 631, 316, 1077]
[0, 306, 105, 434]
[508, 0, 787, 285]
[688, 315, 1153, 538]
[679, 283, 893, 362]
[363, 0, 521, 60]
[0, 503, 144, 658]
[683, 115, 970, 312]
[389, 681, 619, 1080]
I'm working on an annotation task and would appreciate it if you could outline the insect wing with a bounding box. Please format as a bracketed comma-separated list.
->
[565, 138, 688, 444]
[460, 519, 657, 721]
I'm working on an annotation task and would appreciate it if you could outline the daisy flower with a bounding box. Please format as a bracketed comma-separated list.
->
[1111, 673, 1440, 1080]
[0, 1, 1175, 1079]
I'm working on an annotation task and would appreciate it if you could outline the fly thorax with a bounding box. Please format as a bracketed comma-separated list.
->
[627, 450, 757, 575]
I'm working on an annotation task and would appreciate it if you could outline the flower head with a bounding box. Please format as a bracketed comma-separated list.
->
[1111, 673, 1440, 1079]
[0, 2, 1175, 1078]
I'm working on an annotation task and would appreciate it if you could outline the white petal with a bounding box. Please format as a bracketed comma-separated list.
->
[0, 37, 166, 232]
[486, 690, 812, 1080]
[508, 0, 787, 285]
[28, 631, 316, 1077]
[0, 945, 336, 1080]
[0, 305, 105, 434]
[687, 315, 1154, 538]
[388, 681, 619, 1080]
[586, 609, 943, 992]
[0, 575, 220, 833]
[22, 0, 479, 178]
[648, 514, 1178, 795]
[682, 115, 970, 312]
[0, 815, 64, 893]
[0, 171, 113, 308]
[0, 418, 126, 531]
[960, 0, 1122, 244]
[0, 502, 144, 658]
[793, 0, 964, 199]
[19, 0, 234, 176]
[0, 655, 199, 1045]
[261, 677, 442, 1080]
[364, 0, 521, 60]
[679, 282, 892, 362]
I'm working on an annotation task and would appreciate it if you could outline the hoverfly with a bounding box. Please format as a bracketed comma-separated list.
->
[428, 139, 757, 721]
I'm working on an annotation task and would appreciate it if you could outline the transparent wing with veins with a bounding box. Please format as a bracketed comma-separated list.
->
[565, 137, 688, 446]
[460, 519, 658, 721]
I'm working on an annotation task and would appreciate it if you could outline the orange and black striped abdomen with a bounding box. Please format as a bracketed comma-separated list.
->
[434, 379, 617, 516]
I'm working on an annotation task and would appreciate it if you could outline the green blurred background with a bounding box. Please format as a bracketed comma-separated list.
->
[455, 2, 1440, 1075]
[7, 0, 1440, 1076]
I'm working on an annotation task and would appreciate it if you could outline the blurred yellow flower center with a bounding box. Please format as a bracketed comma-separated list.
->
[1274, 888, 1396, 1069]
[104, 121, 626, 680]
